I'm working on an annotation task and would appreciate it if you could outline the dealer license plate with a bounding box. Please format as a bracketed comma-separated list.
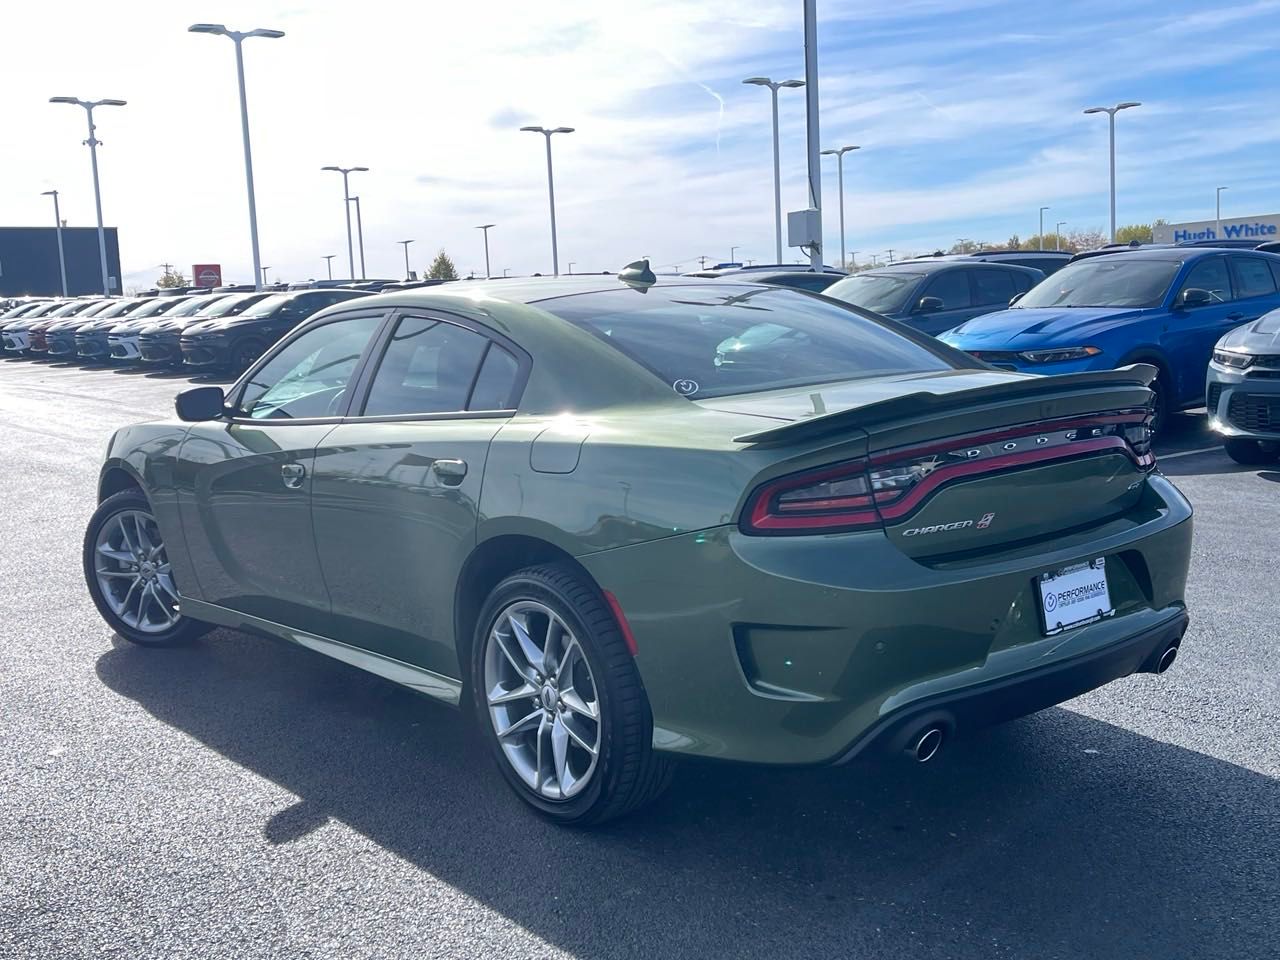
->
[1037, 558, 1113, 635]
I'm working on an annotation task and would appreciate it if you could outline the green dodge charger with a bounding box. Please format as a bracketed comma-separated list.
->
[84, 267, 1193, 823]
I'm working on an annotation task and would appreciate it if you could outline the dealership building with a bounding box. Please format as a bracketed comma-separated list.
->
[1153, 214, 1280, 244]
[0, 226, 122, 297]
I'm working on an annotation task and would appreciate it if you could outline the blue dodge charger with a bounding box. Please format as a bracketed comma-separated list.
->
[940, 247, 1280, 431]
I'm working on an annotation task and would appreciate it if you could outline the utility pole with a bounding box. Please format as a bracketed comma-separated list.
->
[886, 248, 895, 263]
[697, 255, 710, 270]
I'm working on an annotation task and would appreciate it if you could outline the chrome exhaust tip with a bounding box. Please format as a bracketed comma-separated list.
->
[911, 726, 945, 763]
[1156, 644, 1179, 674]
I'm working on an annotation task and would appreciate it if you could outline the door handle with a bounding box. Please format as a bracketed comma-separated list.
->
[430, 459, 468, 485]
[281, 463, 306, 489]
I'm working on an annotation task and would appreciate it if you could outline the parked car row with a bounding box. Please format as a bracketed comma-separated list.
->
[0, 285, 374, 373]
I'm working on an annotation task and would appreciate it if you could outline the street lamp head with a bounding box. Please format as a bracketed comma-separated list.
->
[742, 77, 772, 86]
[41, 190, 57, 196]
[779, 79, 806, 88]
[188, 23, 228, 35]
[352, 166, 369, 172]
[321, 165, 340, 171]
[247, 28, 285, 39]
[49, 97, 80, 105]
[1083, 106, 1107, 115]
[476, 223, 495, 229]
[551, 127, 575, 134]
[1117, 101, 1142, 110]
[520, 125, 546, 133]
[99, 99, 127, 107]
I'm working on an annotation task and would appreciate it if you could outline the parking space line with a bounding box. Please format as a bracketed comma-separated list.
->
[1159, 446, 1220, 460]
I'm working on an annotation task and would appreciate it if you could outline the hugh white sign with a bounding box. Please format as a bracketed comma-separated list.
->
[1153, 214, 1280, 244]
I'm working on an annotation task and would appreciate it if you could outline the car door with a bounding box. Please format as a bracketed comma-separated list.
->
[310, 311, 527, 677]
[908, 269, 975, 335]
[1164, 256, 1239, 406]
[175, 311, 388, 636]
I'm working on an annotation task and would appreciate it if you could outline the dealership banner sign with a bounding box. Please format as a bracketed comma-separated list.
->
[192, 264, 222, 287]
[1154, 215, 1280, 244]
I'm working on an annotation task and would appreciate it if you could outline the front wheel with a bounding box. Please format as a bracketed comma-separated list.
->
[228, 337, 267, 373]
[82, 489, 209, 647]
[1224, 438, 1278, 465]
[472, 564, 672, 825]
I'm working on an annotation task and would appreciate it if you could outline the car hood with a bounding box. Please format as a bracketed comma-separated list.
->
[1217, 308, 1280, 353]
[696, 368, 1036, 423]
[942, 306, 1153, 346]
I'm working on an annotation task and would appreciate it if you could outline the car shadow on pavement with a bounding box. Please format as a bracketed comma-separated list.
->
[95, 630, 1278, 960]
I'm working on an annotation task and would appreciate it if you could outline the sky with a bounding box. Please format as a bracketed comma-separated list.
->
[4, 0, 1280, 287]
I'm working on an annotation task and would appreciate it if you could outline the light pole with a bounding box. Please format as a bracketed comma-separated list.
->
[349, 196, 366, 279]
[321, 165, 368, 279]
[1216, 186, 1229, 239]
[49, 96, 126, 296]
[520, 125, 574, 276]
[1039, 206, 1050, 250]
[322, 255, 335, 280]
[41, 190, 68, 296]
[475, 224, 494, 278]
[730, 245, 740, 263]
[802, 0, 824, 273]
[502, 268, 511, 278]
[567, 261, 576, 274]
[821, 145, 859, 270]
[188, 24, 283, 292]
[261, 265, 271, 286]
[398, 239, 414, 279]
[743, 76, 805, 264]
[1083, 101, 1141, 242]
[1055, 221, 1066, 251]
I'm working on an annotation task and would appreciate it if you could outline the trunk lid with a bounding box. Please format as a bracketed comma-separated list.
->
[720, 366, 1156, 558]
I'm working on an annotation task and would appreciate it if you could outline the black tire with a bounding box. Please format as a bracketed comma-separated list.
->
[82, 489, 209, 647]
[229, 337, 267, 373]
[1224, 438, 1277, 465]
[471, 564, 673, 825]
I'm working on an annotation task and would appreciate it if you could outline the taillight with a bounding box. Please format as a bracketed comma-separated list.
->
[744, 460, 884, 533]
[742, 410, 1155, 536]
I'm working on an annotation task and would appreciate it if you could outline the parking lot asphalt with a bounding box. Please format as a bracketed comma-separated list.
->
[1, 355, 1276, 960]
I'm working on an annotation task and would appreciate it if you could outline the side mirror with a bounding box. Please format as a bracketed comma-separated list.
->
[175, 386, 226, 422]
[1179, 287, 1212, 308]
[916, 295, 945, 313]
[1009, 292, 1025, 307]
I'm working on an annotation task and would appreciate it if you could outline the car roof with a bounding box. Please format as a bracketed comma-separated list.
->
[1069, 246, 1280, 264]
[854, 261, 1043, 276]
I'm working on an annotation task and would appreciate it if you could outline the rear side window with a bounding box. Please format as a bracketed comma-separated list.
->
[1229, 257, 1277, 299]
[541, 285, 955, 400]
[468, 344, 520, 410]
[362, 316, 490, 416]
[972, 270, 1017, 306]
[1011, 271, 1035, 294]
[921, 270, 972, 309]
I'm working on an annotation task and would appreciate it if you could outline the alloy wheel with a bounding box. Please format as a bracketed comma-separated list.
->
[483, 600, 602, 800]
[93, 509, 181, 634]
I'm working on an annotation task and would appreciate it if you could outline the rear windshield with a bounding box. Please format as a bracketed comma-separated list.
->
[541, 285, 954, 399]
[823, 271, 923, 314]
[1017, 257, 1181, 309]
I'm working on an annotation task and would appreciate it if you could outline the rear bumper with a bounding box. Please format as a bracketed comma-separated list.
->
[579, 473, 1193, 765]
[832, 608, 1187, 763]
[1206, 363, 1280, 440]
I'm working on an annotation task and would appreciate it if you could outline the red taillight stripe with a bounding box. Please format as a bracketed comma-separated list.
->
[602, 589, 639, 656]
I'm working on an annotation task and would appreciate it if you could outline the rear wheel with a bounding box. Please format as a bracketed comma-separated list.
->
[472, 564, 672, 825]
[1224, 438, 1278, 465]
[82, 489, 209, 647]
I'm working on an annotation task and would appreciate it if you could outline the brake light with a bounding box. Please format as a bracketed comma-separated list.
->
[741, 410, 1155, 536]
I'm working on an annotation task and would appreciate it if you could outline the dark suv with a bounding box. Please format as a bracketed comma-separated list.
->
[823, 261, 1044, 335]
[906, 250, 1073, 275]
[180, 289, 372, 371]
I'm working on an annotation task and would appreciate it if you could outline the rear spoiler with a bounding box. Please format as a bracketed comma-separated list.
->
[733, 364, 1156, 445]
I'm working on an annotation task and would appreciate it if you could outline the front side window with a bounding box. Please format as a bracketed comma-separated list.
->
[1018, 258, 1182, 309]
[824, 272, 922, 314]
[1229, 257, 1276, 299]
[1178, 258, 1232, 304]
[921, 270, 972, 309]
[542, 285, 955, 400]
[362, 316, 491, 416]
[237, 314, 383, 419]
[972, 270, 1017, 306]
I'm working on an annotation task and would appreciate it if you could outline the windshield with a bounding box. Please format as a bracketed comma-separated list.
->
[165, 294, 226, 318]
[129, 297, 189, 319]
[541, 285, 955, 399]
[198, 293, 269, 318]
[823, 272, 923, 315]
[237, 293, 292, 318]
[1017, 258, 1182, 309]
